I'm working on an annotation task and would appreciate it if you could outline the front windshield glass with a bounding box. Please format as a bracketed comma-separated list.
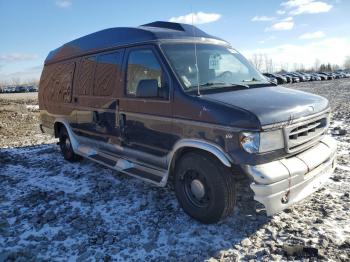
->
[161, 43, 269, 94]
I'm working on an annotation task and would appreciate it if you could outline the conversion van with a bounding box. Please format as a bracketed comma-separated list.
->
[39, 21, 336, 223]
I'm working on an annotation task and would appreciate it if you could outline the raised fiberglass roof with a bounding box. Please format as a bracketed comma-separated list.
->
[45, 21, 227, 64]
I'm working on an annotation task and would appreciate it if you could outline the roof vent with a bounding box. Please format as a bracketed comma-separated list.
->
[141, 21, 185, 31]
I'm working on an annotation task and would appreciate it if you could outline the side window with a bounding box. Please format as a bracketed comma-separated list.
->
[76, 56, 97, 96]
[41, 61, 75, 103]
[94, 51, 123, 96]
[126, 49, 168, 99]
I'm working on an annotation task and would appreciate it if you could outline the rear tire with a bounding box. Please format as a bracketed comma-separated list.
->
[174, 151, 236, 224]
[58, 126, 81, 162]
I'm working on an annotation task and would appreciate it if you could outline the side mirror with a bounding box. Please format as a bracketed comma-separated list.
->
[136, 79, 159, 98]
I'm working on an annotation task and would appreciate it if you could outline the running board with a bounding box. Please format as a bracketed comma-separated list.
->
[75, 145, 166, 186]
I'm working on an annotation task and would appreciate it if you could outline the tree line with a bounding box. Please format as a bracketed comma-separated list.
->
[249, 54, 350, 74]
[0, 78, 39, 88]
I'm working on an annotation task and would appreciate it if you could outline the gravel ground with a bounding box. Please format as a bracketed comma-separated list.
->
[0, 80, 349, 261]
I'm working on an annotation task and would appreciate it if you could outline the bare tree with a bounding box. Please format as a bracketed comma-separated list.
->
[332, 64, 340, 71]
[344, 56, 350, 70]
[314, 59, 320, 72]
[251, 53, 264, 71]
[250, 53, 276, 72]
[11, 77, 21, 86]
[280, 62, 289, 72]
[24, 78, 39, 86]
[0, 80, 9, 88]
[263, 54, 274, 73]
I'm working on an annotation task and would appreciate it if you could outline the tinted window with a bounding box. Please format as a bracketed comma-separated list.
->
[126, 49, 168, 98]
[94, 51, 123, 96]
[40, 61, 75, 103]
[76, 56, 97, 95]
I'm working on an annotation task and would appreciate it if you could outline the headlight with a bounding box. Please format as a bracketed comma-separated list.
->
[240, 132, 260, 153]
[240, 130, 285, 154]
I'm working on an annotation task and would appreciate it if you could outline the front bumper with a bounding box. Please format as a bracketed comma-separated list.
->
[243, 136, 337, 216]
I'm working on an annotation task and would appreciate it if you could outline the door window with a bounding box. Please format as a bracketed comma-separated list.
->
[76, 56, 97, 96]
[94, 51, 123, 96]
[126, 49, 168, 99]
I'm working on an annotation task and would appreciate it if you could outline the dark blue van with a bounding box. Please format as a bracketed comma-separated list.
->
[39, 21, 337, 223]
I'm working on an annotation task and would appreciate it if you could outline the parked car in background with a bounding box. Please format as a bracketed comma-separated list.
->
[252, 70, 347, 84]
[282, 74, 293, 83]
[298, 72, 312, 81]
[334, 72, 346, 78]
[263, 73, 287, 85]
[304, 73, 319, 81]
[288, 72, 303, 82]
[316, 73, 330, 80]
[263, 75, 278, 85]
[303, 73, 320, 81]
[283, 73, 300, 83]
[311, 73, 326, 81]
[320, 72, 335, 80]
[14, 86, 27, 93]
[294, 72, 310, 81]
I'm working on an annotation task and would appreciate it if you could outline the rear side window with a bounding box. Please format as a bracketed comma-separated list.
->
[76, 56, 97, 96]
[40, 61, 75, 103]
[94, 51, 123, 96]
[126, 49, 167, 98]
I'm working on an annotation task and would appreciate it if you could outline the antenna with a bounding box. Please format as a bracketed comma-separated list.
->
[191, 9, 201, 96]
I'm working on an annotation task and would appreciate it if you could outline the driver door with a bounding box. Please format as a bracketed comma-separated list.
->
[118, 45, 173, 167]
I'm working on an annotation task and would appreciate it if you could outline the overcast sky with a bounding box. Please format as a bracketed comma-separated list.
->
[1, 0, 349, 82]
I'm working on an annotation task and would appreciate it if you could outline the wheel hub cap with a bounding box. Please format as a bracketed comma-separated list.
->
[190, 179, 205, 199]
[65, 138, 71, 148]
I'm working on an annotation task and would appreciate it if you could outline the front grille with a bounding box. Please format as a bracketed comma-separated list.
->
[284, 113, 329, 153]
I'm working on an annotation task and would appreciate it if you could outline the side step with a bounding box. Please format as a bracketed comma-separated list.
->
[76, 145, 166, 186]
[124, 167, 163, 183]
[90, 154, 116, 167]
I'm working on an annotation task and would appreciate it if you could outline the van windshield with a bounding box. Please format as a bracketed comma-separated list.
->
[161, 43, 269, 94]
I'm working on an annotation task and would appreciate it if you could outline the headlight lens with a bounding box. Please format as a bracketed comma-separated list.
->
[240, 132, 260, 153]
[240, 130, 285, 154]
[260, 129, 285, 152]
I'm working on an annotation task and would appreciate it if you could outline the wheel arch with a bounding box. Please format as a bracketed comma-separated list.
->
[53, 119, 79, 152]
[54, 122, 64, 138]
[165, 139, 233, 185]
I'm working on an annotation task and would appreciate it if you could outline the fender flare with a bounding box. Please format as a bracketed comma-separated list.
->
[167, 139, 233, 169]
[54, 119, 79, 152]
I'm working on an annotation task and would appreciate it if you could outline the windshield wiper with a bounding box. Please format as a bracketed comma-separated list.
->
[226, 83, 250, 89]
[242, 78, 260, 82]
[190, 82, 249, 89]
[186, 82, 250, 94]
[242, 78, 275, 86]
[189, 82, 227, 88]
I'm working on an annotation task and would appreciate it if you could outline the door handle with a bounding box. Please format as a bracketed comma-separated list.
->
[119, 113, 126, 129]
[74, 97, 78, 103]
[119, 113, 127, 142]
[92, 111, 99, 123]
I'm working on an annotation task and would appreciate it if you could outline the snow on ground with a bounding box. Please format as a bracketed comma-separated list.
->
[0, 79, 349, 261]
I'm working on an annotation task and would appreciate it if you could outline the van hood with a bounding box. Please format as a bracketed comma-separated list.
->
[202, 86, 329, 126]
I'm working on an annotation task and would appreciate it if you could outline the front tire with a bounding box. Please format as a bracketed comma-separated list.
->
[58, 126, 81, 162]
[174, 152, 236, 224]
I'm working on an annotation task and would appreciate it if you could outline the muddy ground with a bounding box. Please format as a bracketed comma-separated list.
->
[0, 80, 349, 261]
